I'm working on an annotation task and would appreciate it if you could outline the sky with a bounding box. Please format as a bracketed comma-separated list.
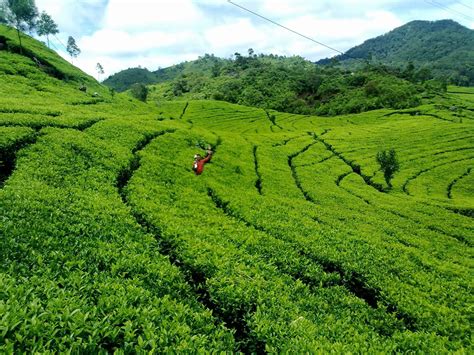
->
[34, 0, 474, 79]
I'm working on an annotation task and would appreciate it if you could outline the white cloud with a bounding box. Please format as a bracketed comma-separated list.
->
[103, 0, 205, 31]
[34, 0, 473, 77]
[204, 18, 267, 50]
[283, 11, 402, 43]
[79, 29, 199, 56]
[36, 0, 108, 36]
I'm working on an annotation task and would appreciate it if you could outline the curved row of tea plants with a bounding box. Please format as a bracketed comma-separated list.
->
[1, 27, 472, 352]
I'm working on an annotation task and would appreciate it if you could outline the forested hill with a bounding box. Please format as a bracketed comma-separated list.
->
[103, 56, 227, 92]
[103, 19, 471, 116]
[102, 67, 158, 92]
[317, 20, 474, 86]
[105, 52, 450, 117]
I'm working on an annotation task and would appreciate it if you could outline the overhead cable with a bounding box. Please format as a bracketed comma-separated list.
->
[227, 0, 344, 55]
[424, 0, 474, 21]
[53, 34, 68, 51]
[455, 1, 472, 10]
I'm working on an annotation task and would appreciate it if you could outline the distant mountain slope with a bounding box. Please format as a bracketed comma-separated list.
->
[317, 20, 474, 86]
[105, 52, 433, 116]
[103, 54, 226, 92]
[102, 67, 158, 92]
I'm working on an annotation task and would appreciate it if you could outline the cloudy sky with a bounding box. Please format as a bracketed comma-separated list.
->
[34, 0, 474, 79]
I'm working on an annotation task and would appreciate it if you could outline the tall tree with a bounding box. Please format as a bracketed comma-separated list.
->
[0, 2, 8, 24]
[4, 0, 38, 54]
[66, 35, 80, 63]
[96, 62, 104, 81]
[376, 149, 400, 188]
[37, 11, 58, 48]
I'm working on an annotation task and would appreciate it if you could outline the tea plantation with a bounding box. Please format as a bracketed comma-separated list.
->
[0, 25, 473, 352]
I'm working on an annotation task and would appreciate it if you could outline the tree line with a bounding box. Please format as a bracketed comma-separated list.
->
[0, 0, 81, 63]
[138, 50, 445, 116]
[1, 0, 107, 81]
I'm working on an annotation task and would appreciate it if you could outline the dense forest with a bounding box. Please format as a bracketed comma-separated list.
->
[103, 19, 472, 116]
[106, 52, 444, 116]
[152, 53, 438, 116]
[318, 20, 474, 86]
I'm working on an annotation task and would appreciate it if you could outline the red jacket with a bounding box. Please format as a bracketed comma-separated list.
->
[193, 153, 212, 175]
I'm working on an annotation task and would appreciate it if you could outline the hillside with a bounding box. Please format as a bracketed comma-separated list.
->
[103, 20, 473, 115]
[1, 25, 474, 353]
[103, 54, 227, 92]
[106, 53, 435, 116]
[102, 67, 158, 92]
[318, 20, 474, 86]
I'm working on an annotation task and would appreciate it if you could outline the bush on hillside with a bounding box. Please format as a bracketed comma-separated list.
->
[130, 83, 148, 102]
[376, 149, 400, 188]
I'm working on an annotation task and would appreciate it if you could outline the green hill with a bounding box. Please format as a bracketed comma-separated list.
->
[102, 67, 158, 92]
[317, 20, 474, 86]
[107, 53, 435, 116]
[104, 20, 472, 116]
[1, 24, 473, 353]
[103, 54, 227, 92]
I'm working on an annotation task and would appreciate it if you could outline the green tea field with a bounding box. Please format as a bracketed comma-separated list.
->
[0, 25, 473, 352]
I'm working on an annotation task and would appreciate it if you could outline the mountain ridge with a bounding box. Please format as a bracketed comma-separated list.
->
[104, 19, 474, 92]
[317, 19, 474, 85]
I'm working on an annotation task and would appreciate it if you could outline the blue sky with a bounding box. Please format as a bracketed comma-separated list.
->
[34, 0, 474, 78]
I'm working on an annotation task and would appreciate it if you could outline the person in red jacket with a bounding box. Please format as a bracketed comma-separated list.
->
[193, 147, 213, 175]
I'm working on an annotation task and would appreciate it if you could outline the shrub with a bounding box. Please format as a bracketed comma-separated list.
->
[376, 149, 400, 188]
[130, 83, 148, 102]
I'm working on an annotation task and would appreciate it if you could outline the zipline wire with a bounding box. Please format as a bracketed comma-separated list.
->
[49, 40, 60, 51]
[53, 34, 68, 51]
[227, 0, 345, 55]
[455, 1, 472, 10]
[424, 0, 474, 21]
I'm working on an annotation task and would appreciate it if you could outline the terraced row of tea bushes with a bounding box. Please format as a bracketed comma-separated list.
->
[0, 119, 235, 352]
[0, 25, 102, 90]
[449, 168, 473, 207]
[156, 100, 189, 120]
[162, 98, 473, 228]
[123, 128, 461, 352]
[0, 44, 159, 134]
[0, 126, 36, 185]
[338, 172, 473, 244]
[291, 139, 473, 247]
[200, 130, 472, 349]
[183, 100, 273, 134]
[183, 99, 472, 208]
[170, 99, 473, 348]
[318, 114, 474, 200]
[433, 86, 474, 117]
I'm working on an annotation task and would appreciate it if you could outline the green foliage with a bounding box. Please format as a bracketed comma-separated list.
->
[141, 54, 425, 116]
[3, 0, 38, 53]
[0, 27, 473, 353]
[36, 11, 58, 48]
[319, 20, 474, 86]
[376, 149, 400, 187]
[104, 67, 158, 92]
[0, 126, 35, 184]
[4, 0, 37, 30]
[130, 82, 148, 102]
[0, 24, 101, 88]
